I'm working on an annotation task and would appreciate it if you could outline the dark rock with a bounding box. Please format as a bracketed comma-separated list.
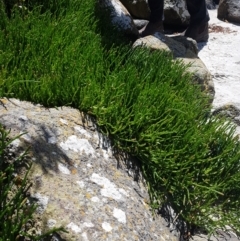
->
[206, 0, 217, 9]
[99, 0, 139, 36]
[218, 0, 240, 24]
[163, 0, 190, 27]
[120, 0, 190, 28]
[119, 0, 150, 19]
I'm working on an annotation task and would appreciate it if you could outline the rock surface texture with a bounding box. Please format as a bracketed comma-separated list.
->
[1, 97, 239, 241]
[119, 0, 150, 19]
[0, 98, 179, 241]
[218, 0, 240, 23]
[163, 0, 190, 26]
[99, 0, 139, 36]
[206, 0, 218, 9]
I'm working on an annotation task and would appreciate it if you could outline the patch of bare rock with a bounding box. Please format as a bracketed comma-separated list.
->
[0, 98, 179, 241]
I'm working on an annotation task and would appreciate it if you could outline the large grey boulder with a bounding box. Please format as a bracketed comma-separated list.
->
[133, 34, 215, 101]
[133, 33, 198, 57]
[0, 98, 178, 241]
[218, 0, 240, 24]
[99, 0, 139, 36]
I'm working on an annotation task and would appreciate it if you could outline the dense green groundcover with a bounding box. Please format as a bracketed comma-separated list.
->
[0, 0, 240, 238]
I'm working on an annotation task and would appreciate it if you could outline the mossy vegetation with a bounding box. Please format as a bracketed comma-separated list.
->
[0, 0, 240, 238]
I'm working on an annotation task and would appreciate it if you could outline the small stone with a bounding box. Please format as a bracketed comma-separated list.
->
[60, 118, 68, 125]
[76, 180, 85, 188]
[102, 222, 113, 232]
[58, 163, 71, 175]
[66, 222, 81, 233]
[47, 219, 57, 228]
[113, 208, 126, 224]
[91, 196, 100, 202]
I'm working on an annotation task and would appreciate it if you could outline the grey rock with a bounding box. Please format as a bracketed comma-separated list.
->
[133, 32, 196, 58]
[119, 0, 150, 19]
[2, 95, 237, 240]
[99, 0, 139, 36]
[170, 35, 198, 55]
[164, 0, 190, 27]
[0, 98, 178, 241]
[192, 231, 240, 241]
[218, 0, 240, 24]
[212, 104, 240, 126]
[206, 0, 218, 10]
[179, 57, 215, 101]
[120, 0, 190, 27]
[101, 0, 219, 33]
[103, 0, 217, 34]
[133, 19, 149, 29]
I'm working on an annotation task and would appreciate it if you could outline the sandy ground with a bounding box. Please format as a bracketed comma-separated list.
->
[197, 9, 240, 136]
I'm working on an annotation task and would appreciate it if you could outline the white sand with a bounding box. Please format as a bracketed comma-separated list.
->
[197, 9, 240, 136]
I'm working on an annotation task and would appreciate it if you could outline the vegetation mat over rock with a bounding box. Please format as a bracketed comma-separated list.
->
[0, 0, 240, 237]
